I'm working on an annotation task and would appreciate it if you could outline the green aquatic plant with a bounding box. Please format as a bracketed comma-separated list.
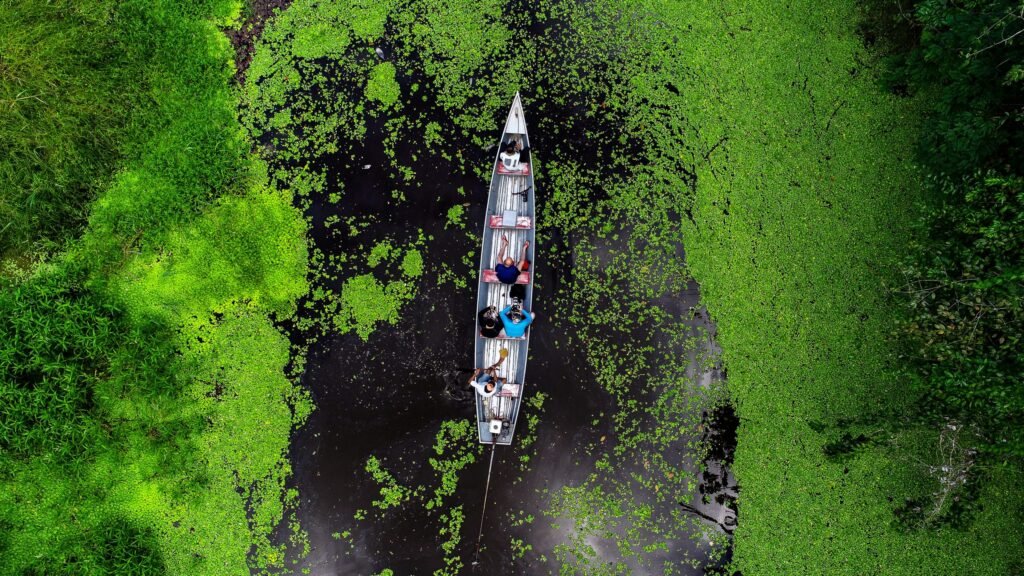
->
[389, 0, 520, 140]
[354, 420, 479, 572]
[445, 204, 466, 229]
[334, 274, 413, 341]
[513, 391, 548, 473]
[292, 22, 350, 60]
[367, 240, 396, 268]
[346, 0, 395, 42]
[365, 456, 413, 511]
[242, 0, 375, 170]
[435, 506, 465, 576]
[510, 537, 532, 561]
[401, 248, 424, 278]
[115, 188, 308, 322]
[426, 419, 480, 510]
[366, 62, 401, 109]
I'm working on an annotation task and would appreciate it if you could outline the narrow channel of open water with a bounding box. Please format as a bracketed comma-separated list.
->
[263, 3, 739, 574]
[283, 111, 737, 573]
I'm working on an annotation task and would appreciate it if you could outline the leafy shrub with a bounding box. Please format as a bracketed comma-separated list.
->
[901, 173, 1024, 456]
[871, 0, 1024, 460]
[886, 0, 1024, 177]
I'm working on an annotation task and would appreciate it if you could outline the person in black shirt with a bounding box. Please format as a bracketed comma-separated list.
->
[478, 305, 503, 338]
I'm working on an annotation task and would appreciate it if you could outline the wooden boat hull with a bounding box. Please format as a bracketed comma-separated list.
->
[473, 93, 536, 445]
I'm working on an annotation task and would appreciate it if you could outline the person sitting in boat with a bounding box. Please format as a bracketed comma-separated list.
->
[499, 138, 529, 171]
[495, 235, 530, 284]
[478, 305, 502, 338]
[499, 300, 535, 338]
[469, 357, 506, 398]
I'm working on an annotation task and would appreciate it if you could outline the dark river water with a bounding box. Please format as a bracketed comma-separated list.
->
[246, 3, 740, 574]
[279, 114, 737, 574]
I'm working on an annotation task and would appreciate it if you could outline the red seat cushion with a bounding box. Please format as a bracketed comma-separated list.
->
[498, 384, 521, 398]
[488, 215, 533, 229]
[482, 269, 530, 284]
[496, 162, 531, 175]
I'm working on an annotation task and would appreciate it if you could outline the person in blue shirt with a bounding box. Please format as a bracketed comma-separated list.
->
[499, 302, 535, 338]
[495, 235, 530, 284]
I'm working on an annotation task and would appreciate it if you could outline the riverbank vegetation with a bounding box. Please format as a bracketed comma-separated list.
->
[879, 0, 1024, 463]
[675, 0, 1024, 573]
[0, 1, 309, 574]
[1, 1, 131, 258]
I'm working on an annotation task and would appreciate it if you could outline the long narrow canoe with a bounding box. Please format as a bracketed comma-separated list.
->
[473, 93, 536, 445]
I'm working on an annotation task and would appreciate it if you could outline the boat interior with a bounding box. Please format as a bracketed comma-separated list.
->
[474, 95, 535, 445]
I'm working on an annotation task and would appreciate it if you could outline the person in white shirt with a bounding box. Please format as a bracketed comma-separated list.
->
[468, 356, 506, 398]
[499, 139, 529, 171]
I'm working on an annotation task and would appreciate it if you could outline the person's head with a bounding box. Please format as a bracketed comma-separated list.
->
[509, 303, 524, 323]
[505, 142, 517, 153]
[503, 257, 515, 267]
[485, 382, 496, 392]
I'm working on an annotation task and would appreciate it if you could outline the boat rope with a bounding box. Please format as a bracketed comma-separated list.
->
[472, 437, 499, 565]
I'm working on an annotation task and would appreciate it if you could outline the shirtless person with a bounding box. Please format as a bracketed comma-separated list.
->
[494, 235, 530, 285]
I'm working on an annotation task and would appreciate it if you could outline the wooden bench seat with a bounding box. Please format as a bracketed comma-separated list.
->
[496, 162, 530, 176]
[482, 269, 530, 285]
[488, 215, 533, 229]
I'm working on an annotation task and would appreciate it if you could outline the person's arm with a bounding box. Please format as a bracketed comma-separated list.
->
[521, 311, 534, 329]
[468, 368, 482, 386]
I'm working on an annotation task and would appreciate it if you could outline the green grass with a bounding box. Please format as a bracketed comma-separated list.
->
[0, 1, 310, 574]
[0, 0, 131, 258]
